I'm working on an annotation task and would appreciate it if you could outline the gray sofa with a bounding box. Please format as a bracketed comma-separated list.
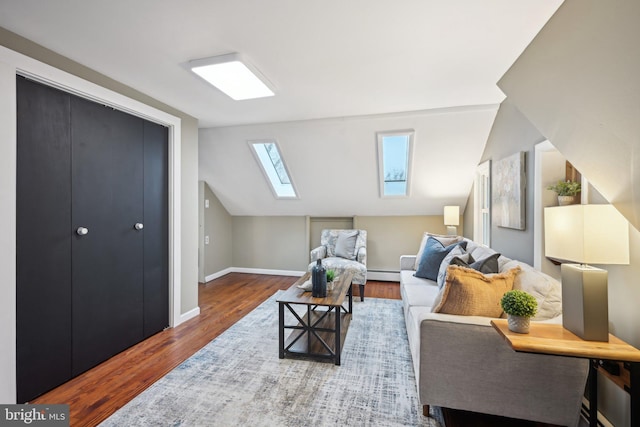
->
[400, 234, 590, 426]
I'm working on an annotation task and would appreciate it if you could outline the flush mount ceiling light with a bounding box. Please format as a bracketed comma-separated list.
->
[189, 53, 275, 101]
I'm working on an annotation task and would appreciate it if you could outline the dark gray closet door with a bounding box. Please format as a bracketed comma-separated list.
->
[70, 97, 145, 375]
[143, 120, 169, 337]
[16, 76, 73, 403]
[17, 77, 169, 401]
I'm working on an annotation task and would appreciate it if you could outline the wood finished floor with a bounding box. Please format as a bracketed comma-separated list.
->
[31, 273, 555, 427]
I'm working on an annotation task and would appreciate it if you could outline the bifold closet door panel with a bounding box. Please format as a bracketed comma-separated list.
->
[143, 121, 169, 338]
[71, 97, 145, 376]
[16, 77, 73, 403]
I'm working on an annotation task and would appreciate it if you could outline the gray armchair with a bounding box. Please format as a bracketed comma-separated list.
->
[309, 229, 367, 301]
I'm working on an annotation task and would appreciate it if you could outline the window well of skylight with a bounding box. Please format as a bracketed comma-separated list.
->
[249, 140, 297, 198]
[377, 130, 414, 197]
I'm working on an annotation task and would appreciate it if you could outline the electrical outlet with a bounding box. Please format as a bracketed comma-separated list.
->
[205, 236, 209, 245]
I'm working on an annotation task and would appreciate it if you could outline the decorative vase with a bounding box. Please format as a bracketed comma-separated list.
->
[507, 314, 531, 334]
[311, 259, 327, 297]
[557, 195, 576, 206]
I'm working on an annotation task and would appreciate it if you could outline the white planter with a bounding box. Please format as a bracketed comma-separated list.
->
[557, 195, 577, 206]
[507, 314, 531, 334]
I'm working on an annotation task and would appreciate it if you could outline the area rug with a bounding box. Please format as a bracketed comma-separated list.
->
[100, 293, 440, 427]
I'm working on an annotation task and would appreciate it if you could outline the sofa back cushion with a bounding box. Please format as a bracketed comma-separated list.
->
[501, 259, 562, 321]
[432, 265, 520, 317]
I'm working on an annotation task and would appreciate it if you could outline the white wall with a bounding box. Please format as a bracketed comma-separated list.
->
[199, 105, 498, 216]
[494, 2, 640, 424]
[0, 60, 18, 404]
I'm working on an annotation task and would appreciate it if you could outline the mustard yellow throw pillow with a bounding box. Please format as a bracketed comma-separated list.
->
[432, 265, 521, 317]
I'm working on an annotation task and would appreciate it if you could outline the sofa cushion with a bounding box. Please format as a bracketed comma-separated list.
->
[501, 259, 562, 321]
[335, 230, 358, 260]
[432, 265, 521, 317]
[400, 278, 441, 308]
[414, 233, 464, 270]
[415, 238, 467, 281]
[436, 246, 473, 288]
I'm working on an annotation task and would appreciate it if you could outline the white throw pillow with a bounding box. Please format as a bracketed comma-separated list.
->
[335, 230, 359, 260]
[436, 246, 472, 288]
[501, 259, 562, 321]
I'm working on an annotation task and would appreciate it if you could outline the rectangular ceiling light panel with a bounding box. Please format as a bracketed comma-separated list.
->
[190, 53, 275, 100]
[377, 130, 414, 197]
[249, 140, 297, 198]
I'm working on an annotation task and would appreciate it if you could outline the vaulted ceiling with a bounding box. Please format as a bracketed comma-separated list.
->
[0, 0, 564, 216]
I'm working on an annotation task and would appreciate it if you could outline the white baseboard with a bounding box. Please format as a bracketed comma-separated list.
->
[204, 267, 305, 283]
[231, 267, 306, 277]
[367, 271, 400, 282]
[204, 267, 234, 283]
[204, 267, 398, 283]
[178, 306, 200, 324]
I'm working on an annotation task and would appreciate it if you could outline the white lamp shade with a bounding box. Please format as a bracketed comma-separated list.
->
[544, 204, 629, 265]
[444, 206, 460, 226]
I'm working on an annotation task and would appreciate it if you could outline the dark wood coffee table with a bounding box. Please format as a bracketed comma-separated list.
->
[277, 270, 355, 365]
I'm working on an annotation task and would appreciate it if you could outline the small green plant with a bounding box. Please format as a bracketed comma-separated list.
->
[546, 180, 581, 196]
[326, 269, 336, 282]
[500, 290, 538, 318]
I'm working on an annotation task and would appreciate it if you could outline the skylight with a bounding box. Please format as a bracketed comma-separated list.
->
[377, 130, 414, 197]
[249, 140, 297, 198]
[189, 53, 275, 101]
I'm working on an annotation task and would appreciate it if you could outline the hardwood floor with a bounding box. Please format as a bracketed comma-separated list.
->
[31, 274, 553, 426]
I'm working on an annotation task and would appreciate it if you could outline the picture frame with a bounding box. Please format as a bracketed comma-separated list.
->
[492, 151, 526, 230]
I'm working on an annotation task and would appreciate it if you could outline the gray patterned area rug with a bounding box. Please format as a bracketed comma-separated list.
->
[100, 293, 440, 427]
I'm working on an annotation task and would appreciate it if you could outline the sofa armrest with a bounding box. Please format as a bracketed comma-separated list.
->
[356, 247, 367, 265]
[400, 255, 416, 271]
[418, 312, 563, 328]
[310, 246, 326, 262]
[416, 314, 587, 426]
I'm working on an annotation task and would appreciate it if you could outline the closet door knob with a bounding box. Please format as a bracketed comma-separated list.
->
[134, 223, 144, 230]
[76, 227, 89, 236]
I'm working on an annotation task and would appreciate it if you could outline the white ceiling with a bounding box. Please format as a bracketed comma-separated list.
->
[0, 0, 563, 216]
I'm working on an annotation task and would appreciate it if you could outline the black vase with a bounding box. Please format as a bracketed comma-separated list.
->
[311, 258, 327, 297]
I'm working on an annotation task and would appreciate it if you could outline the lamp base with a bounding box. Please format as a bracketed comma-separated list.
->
[446, 226, 457, 236]
[561, 264, 609, 342]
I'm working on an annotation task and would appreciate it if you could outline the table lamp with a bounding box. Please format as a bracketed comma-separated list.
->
[444, 206, 459, 236]
[544, 204, 629, 341]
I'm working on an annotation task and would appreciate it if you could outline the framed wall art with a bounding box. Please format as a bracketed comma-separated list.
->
[492, 151, 526, 230]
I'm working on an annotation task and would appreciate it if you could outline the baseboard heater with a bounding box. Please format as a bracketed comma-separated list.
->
[581, 398, 613, 427]
[367, 270, 400, 282]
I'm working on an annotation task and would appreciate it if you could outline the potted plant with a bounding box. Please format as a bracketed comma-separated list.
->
[546, 180, 581, 205]
[500, 290, 538, 333]
[326, 269, 336, 291]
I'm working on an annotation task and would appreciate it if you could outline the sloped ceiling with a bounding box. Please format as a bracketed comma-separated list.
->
[0, 0, 563, 216]
[499, 0, 640, 232]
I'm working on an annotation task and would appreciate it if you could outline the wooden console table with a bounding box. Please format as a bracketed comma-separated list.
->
[491, 319, 640, 427]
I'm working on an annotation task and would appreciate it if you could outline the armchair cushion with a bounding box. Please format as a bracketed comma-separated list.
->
[335, 230, 359, 260]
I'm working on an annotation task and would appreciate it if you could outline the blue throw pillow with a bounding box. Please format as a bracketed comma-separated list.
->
[415, 237, 468, 280]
